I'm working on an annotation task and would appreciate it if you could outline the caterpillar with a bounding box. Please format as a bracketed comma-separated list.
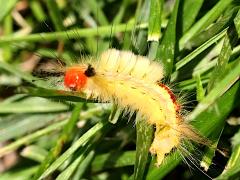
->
[63, 48, 205, 166]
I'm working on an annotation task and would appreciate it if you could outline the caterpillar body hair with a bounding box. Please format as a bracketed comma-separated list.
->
[63, 49, 205, 166]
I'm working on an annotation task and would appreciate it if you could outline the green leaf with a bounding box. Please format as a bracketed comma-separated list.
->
[200, 126, 223, 171]
[179, 0, 233, 50]
[108, 104, 122, 124]
[39, 121, 108, 179]
[195, 74, 205, 101]
[0, 113, 66, 142]
[207, 26, 239, 91]
[148, 0, 163, 41]
[19, 87, 88, 102]
[91, 151, 135, 172]
[0, 23, 140, 44]
[72, 150, 95, 180]
[0, 0, 18, 22]
[175, 29, 227, 71]
[29, 0, 46, 22]
[189, 59, 240, 120]
[181, 0, 204, 33]
[0, 166, 38, 180]
[156, 0, 179, 76]
[56, 122, 112, 180]
[188, 6, 239, 48]
[215, 129, 240, 179]
[84, 0, 109, 26]
[56, 145, 91, 180]
[134, 116, 154, 180]
[133, 0, 150, 54]
[234, 9, 240, 37]
[0, 97, 69, 113]
[33, 103, 83, 179]
[46, 0, 64, 31]
[2, 14, 13, 62]
[21, 145, 48, 163]
[0, 120, 67, 157]
[0, 61, 49, 88]
[113, 0, 131, 24]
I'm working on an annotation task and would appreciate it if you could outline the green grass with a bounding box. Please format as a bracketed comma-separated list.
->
[0, 0, 240, 179]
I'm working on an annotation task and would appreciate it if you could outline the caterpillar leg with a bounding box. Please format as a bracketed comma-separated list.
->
[149, 125, 180, 166]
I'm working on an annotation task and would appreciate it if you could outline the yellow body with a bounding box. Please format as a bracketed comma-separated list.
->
[80, 49, 192, 165]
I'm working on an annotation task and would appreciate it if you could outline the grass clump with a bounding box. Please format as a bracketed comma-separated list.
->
[0, 0, 240, 179]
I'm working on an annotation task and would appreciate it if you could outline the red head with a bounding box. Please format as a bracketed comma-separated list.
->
[64, 65, 96, 91]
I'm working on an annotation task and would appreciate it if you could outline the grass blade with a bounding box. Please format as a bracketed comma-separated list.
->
[215, 129, 240, 179]
[207, 26, 238, 91]
[179, 0, 233, 50]
[188, 59, 240, 120]
[181, 0, 204, 33]
[0, 23, 143, 44]
[133, 117, 154, 180]
[33, 103, 83, 179]
[176, 29, 227, 71]
[148, 0, 162, 41]
[234, 9, 240, 36]
[0, 120, 67, 157]
[39, 120, 108, 179]
[156, 0, 179, 76]
[0, 0, 18, 22]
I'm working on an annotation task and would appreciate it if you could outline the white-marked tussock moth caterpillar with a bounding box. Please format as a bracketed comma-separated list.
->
[1, 0, 240, 179]
[63, 48, 207, 166]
